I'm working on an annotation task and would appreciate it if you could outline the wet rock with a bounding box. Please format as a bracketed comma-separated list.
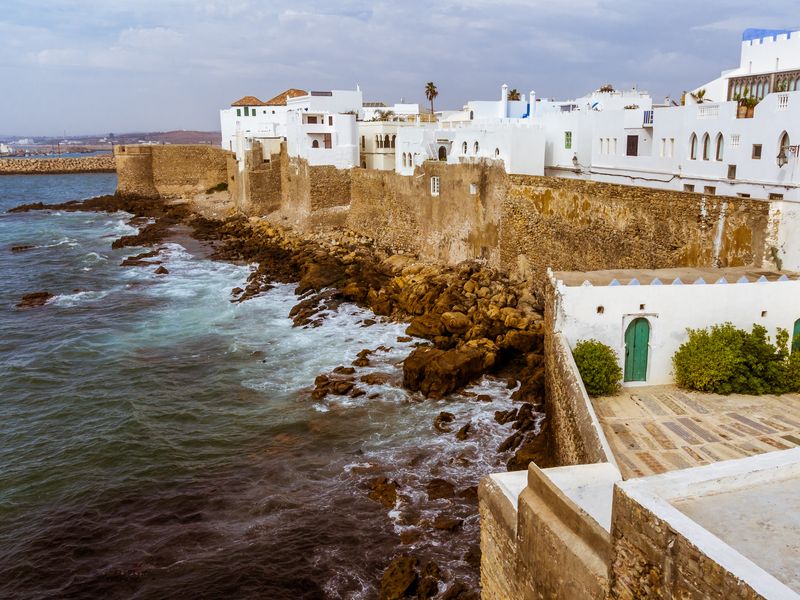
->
[399, 530, 421, 545]
[17, 291, 53, 309]
[330, 380, 355, 395]
[417, 562, 441, 600]
[231, 287, 244, 296]
[476, 394, 492, 402]
[350, 388, 366, 398]
[432, 515, 463, 532]
[154, 266, 169, 275]
[406, 314, 446, 339]
[121, 249, 161, 266]
[333, 366, 356, 375]
[426, 478, 456, 501]
[403, 346, 486, 399]
[459, 486, 479, 504]
[368, 393, 380, 400]
[455, 422, 471, 441]
[352, 348, 373, 367]
[10, 244, 34, 252]
[441, 582, 480, 600]
[361, 318, 377, 327]
[497, 431, 524, 453]
[433, 411, 455, 433]
[463, 544, 481, 569]
[397, 336, 412, 343]
[368, 476, 399, 508]
[361, 372, 393, 386]
[379, 555, 419, 600]
[507, 424, 554, 471]
[494, 408, 518, 425]
[440, 311, 470, 334]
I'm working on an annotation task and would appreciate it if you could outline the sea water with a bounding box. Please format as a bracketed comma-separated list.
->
[0, 174, 529, 599]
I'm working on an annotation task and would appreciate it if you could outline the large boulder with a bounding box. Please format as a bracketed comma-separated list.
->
[440, 311, 471, 334]
[379, 555, 419, 600]
[403, 346, 486, 398]
[405, 314, 446, 339]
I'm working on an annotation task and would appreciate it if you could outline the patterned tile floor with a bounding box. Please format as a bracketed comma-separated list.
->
[592, 386, 800, 479]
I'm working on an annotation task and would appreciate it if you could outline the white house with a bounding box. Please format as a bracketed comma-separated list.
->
[284, 89, 363, 169]
[361, 102, 420, 122]
[549, 267, 800, 386]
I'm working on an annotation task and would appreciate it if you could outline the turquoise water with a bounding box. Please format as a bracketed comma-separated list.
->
[0, 174, 520, 599]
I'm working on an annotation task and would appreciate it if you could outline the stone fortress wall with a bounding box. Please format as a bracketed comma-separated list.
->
[0, 155, 116, 175]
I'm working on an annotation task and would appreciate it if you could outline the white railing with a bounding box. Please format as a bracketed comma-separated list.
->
[697, 104, 720, 119]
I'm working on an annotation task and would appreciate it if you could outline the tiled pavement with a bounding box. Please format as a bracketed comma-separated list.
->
[592, 386, 800, 479]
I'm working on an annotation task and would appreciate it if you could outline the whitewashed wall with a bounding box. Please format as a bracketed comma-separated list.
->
[551, 272, 800, 386]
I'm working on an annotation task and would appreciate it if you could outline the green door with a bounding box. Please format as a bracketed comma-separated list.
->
[624, 318, 650, 382]
[792, 319, 800, 354]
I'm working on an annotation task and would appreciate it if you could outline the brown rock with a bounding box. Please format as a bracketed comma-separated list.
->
[432, 515, 463, 532]
[10, 245, 34, 252]
[417, 576, 439, 600]
[379, 555, 419, 600]
[397, 336, 412, 343]
[17, 291, 53, 309]
[455, 422, 471, 441]
[440, 311, 471, 334]
[442, 582, 480, 600]
[476, 394, 492, 402]
[333, 366, 356, 375]
[406, 314, 446, 339]
[426, 478, 455, 500]
[403, 346, 486, 399]
[368, 476, 399, 508]
[433, 411, 455, 433]
[331, 380, 355, 395]
[154, 266, 169, 275]
[361, 372, 393, 386]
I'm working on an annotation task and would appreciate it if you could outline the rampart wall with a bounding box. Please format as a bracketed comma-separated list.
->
[115, 144, 229, 198]
[0, 156, 115, 175]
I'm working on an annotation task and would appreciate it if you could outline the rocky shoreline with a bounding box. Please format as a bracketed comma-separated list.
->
[9, 194, 552, 599]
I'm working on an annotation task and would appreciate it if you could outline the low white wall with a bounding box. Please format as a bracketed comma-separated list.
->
[553, 275, 800, 385]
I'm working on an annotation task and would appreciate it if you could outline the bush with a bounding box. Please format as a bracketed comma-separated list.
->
[673, 323, 799, 395]
[573, 339, 622, 397]
[205, 182, 228, 194]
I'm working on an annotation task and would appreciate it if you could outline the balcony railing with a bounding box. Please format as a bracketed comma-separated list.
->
[697, 104, 720, 119]
[643, 110, 654, 126]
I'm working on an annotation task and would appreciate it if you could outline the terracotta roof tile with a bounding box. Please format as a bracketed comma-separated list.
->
[264, 88, 308, 106]
[231, 95, 267, 106]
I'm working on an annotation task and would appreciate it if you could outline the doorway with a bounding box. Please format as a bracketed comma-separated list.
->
[624, 318, 650, 382]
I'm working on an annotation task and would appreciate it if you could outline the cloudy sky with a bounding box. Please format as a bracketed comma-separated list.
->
[0, 0, 795, 136]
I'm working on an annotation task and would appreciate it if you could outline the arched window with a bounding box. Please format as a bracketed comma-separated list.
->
[361, 160, 367, 168]
[312, 139, 320, 148]
[702, 133, 710, 160]
[375, 135, 381, 149]
[438, 146, 447, 161]
[391, 135, 396, 149]
[401, 152, 406, 167]
[780, 131, 791, 152]
[495, 148, 500, 157]
[474, 141, 479, 154]
[384, 134, 390, 148]
[689, 133, 698, 160]
[462, 141, 468, 154]
[469, 111, 474, 120]
[715, 133, 724, 161]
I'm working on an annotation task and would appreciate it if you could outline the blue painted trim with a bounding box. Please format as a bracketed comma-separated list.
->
[742, 28, 797, 42]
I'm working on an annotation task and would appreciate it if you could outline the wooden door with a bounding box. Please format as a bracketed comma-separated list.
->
[624, 318, 650, 382]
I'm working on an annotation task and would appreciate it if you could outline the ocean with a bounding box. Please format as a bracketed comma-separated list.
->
[0, 174, 520, 599]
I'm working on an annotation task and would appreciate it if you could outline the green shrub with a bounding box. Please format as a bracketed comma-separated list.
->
[573, 339, 622, 397]
[673, 323, 798, 395]
[205, 182, 228, 194]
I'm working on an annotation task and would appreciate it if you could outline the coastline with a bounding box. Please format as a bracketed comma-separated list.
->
[9, 190, 551, 597]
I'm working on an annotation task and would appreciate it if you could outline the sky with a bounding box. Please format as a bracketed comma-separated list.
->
[0, 0, 795, 136]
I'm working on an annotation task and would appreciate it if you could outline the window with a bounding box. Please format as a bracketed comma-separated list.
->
[752, 144, 762, 159]
[689, 133, 698, 160]
[401, 153, 406, 167]
[684, 184, 695, 192]
[600, 138, 606, 155]
[329, 116, 333, 126]
[669, 138, 675, 158]
[384, 135, 390, 148]
[612, 138, 617, 155]
[462, 141, 468, 154]
[311, 139, 320, 148]
[308, 116, 317, 124]
[626, 135, 638, 157]
[244, 106, 249, 116]
[702, 133, 710, 160]
[470, 183, 478, 195]
[769, 193, 784, 200]
[469, 111, 474, 120]
[361, 136, 365, 149]
[430, 176, 440, 196]
[727, 165, 737, 179]
[236, 108, 241, 117]
[704, 186, 716, 195]
[564, 131, 573, 149]
[474, 141, 479, 154]
[730, 134, 740, 149]
[495, 148, 500, 157]
[659, 138, 666, 158]
[779, 131, 791, 155]
[715, 134, 724, 161]
[391, 135, 396, 149]
[737, 193, 751, 198]
[438, 146, 447, 161]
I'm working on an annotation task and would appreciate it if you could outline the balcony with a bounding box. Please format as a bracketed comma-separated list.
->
[643, 110, 654, 127]
[697, 104, 720, 119]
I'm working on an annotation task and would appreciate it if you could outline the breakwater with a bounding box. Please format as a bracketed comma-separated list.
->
[0, 155, 115, 175]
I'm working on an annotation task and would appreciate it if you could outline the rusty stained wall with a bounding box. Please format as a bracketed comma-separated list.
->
[348, 160, 506, 266]
[501, 176, 772, 288]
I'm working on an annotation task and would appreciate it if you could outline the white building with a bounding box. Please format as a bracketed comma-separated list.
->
[0, 143, 13, 155]
[361, 102, 420, 122]
[284, 89, 363, 169]
[550, 267, 800, 386]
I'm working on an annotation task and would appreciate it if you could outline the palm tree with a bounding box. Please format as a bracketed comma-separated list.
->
[425, 82, 438, 116]
[690, 88, 708, 104]
[508, 88, 521, 101]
